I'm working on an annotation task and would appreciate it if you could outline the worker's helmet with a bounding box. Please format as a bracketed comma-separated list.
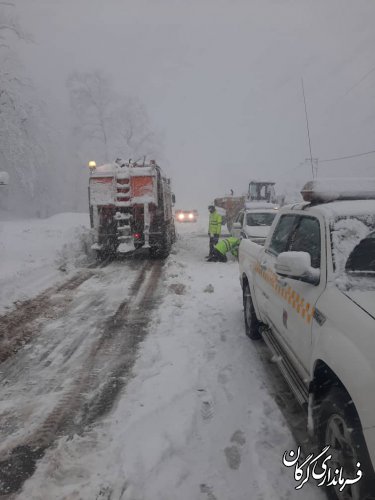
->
[208, 205, 215, 211]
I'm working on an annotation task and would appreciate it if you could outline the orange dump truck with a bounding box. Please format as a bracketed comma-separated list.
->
[89, 159, 176, 258]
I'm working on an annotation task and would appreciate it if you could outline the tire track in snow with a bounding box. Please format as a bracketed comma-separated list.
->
[0, 259, 164, 496]
[0, 270, 95, 364]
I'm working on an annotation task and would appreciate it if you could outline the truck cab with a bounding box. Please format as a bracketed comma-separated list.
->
[247, 180, 277, 204]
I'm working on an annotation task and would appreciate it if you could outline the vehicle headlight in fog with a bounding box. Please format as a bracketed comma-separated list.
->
[188, 213, 194, 219]
[178, 213, 185, 220]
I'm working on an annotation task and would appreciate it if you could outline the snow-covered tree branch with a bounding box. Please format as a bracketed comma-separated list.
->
[67, 70, 162, 165]
[0, 3, 54, 214]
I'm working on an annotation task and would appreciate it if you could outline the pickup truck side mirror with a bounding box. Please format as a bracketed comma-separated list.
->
[172, 194, 176, 205]
[232, 222, 242, 229]
[275, 251, 320, 285]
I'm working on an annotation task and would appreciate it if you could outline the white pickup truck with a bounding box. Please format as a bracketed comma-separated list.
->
[239, 180, 375, 500]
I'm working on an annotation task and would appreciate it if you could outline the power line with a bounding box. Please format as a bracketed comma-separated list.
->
[320, 148, 375, 163]
[341, 65, 375, 100]
[318, 63, 375, 126]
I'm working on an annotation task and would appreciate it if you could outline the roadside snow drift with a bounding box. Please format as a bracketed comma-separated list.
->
[0, 213, 92, 313]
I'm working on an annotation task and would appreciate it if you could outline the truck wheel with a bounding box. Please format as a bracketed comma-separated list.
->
[150, 231, 171, 259]
[160, 231, 171, 258]
[96, 250, 106, 262]
[243, 284, 261, 340]
[149, 246, 158, 259]
[171, 222, 177, 243]
[317, 387, 375, 500]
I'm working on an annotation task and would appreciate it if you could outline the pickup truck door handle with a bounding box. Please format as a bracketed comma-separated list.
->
[277, 276, 288, 288]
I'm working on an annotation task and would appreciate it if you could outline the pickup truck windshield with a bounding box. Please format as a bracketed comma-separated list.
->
[268, 214, 321, 269]
[246, 212, 276, 226]
[331, 215, 375, 278]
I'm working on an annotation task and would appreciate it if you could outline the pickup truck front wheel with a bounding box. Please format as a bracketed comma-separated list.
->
[243, 284, 261, 340]
[317, 387, 375, 500]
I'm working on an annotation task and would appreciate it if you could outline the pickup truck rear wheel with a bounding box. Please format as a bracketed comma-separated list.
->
[317, 387, 375, 500]
[243, 284, 261, 340]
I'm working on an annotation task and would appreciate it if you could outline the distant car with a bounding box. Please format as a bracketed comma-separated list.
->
[231, 208, 278, 244]
[0, 171, 9, 186]
[175, 209, 198, 223]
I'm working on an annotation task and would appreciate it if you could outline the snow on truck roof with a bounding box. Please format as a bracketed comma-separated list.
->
[244, 207, 279, 213]
[249, 180, 275, 184]
[280, 179, 375, 218]
[306, 199, 375, 218]
[245, 201, 279, 210]
[91, 162, 158, 177]
[301, 178, 375, 203]
[285, 199, 375, 221]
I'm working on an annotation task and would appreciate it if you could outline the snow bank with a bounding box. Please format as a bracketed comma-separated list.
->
[0, 212, 92, 313]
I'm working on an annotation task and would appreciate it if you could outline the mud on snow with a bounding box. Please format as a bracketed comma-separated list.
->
[0, 253, 164, 496]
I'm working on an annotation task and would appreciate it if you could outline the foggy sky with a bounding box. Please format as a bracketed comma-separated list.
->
[15, 0, 375, 210]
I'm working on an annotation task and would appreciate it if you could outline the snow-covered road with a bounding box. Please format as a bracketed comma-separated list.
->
[1, 219, 326, 499]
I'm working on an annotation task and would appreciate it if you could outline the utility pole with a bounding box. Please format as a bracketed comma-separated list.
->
[301, 78, 317, 179]
[304, 157, 319, 178]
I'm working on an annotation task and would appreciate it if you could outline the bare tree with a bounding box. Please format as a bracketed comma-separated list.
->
[0, 2, 26, 49]
[67, 70, 162, 164]
[67, 71, 113, 162]
[0, 3, 54, 214]
[113, 96, 162, 161]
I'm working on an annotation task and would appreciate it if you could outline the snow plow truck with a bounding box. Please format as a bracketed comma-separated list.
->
[88, 159, 176, 259]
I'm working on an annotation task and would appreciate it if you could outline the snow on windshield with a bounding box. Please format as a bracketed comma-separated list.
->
[331, 214, 375, 289]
